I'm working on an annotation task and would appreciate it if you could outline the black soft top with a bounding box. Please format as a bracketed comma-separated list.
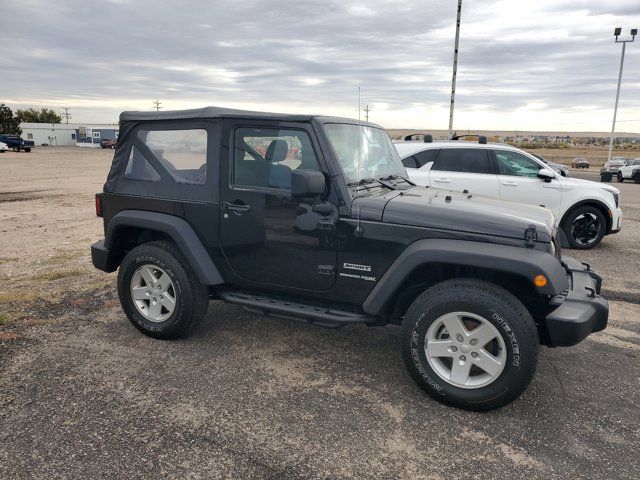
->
[119, 106, 380, 128]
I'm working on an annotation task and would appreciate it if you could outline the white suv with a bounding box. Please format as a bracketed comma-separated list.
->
[396, 138, 622, 249]
[616, 158, 640, 183]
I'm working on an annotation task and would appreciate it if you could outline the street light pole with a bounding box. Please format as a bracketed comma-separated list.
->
[607, 28, 636, 163]
[448, 0, 462, 140]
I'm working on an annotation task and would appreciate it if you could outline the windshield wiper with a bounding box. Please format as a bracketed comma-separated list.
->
[347, 177, 396, 190]
[379, 174, 415, 187]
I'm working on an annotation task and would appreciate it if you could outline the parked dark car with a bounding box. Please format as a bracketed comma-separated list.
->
[0, 134, 34, 152]
[100, 138, 117, 149]
[572, 157, 590, 169]
[91, 107, 609, 411]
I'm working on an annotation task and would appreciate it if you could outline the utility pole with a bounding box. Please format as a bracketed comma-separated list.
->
[357, 87, 361, 120]
[364, 104, 370, 122]
[153, 99, 162, 111]
[62, 107, 71, 124]
[448, 0, 462, 140]
[607, 28, 636, 163]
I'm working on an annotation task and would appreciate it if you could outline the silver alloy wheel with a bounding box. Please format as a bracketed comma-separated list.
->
[130, 264, 176, 322]
[571, 212, 601, 246]
[425, 312, 507, 389]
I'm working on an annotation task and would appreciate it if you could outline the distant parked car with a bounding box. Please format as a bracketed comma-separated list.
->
[0, 141, 8, 153]
[617, 158, 640, 183]
[530, 153, 569, 177]
[601, 157, 627, 174]
[0, 134, 34, 152]
[572, 158, 590, 169]
[100, 138, 117, 149]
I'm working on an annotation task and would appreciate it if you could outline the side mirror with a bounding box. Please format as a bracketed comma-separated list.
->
[537, 168, 555, 182]
[291, 170, 326, 198]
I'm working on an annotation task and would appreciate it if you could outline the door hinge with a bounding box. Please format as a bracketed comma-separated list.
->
[317, 265, 335, 276]
[524, 224, 537, 247]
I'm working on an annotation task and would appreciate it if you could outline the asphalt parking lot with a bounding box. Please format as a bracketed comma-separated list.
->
[0, 148, 638, 479]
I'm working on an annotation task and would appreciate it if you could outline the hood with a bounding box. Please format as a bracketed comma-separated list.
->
[559, 176, 620, 195]
[353, 187, 555, 243]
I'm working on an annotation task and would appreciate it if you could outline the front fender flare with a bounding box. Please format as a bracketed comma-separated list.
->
[362, 239, 568, 316]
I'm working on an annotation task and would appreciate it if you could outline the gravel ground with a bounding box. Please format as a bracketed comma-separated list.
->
[0, 147, 638, 479]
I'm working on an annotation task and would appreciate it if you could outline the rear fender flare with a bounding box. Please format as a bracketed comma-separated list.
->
[105, 210, 223, 285]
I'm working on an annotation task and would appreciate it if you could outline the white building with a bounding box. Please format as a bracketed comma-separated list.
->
[19, 122, 119, 147]
[19, 122, 78, 146]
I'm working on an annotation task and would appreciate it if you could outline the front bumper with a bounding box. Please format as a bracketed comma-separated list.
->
[544, 256, 608, 347]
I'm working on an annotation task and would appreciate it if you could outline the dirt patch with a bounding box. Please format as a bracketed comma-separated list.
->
[0, 190, 55, 203]
[0, 332, 21, 341]
[32, 268, 85, 281]
[1, 285, 114, 324]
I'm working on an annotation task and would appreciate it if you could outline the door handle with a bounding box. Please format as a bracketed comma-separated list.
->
[222, 202, 252, 215]
[434, 178, 451, 183]
[501, 181, 518, 186]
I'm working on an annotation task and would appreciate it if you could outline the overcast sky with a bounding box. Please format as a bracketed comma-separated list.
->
[1, 0, 639, 132]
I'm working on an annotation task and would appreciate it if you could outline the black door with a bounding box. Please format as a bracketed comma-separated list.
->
[219, 122, 338, 291]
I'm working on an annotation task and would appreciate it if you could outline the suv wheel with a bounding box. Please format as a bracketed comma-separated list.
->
[562, 205, 606, 249]
[617, 172, 623, 182]
[634, 173, 640, 184]
[117, 241, 209, 339]
[401, 279, 539, 411]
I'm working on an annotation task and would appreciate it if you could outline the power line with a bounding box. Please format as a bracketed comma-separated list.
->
[62, 107, 71, 124]
[153, 100, 162, 111]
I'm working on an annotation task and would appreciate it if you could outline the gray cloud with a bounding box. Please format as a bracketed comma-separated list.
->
[0, 0, 638, 130]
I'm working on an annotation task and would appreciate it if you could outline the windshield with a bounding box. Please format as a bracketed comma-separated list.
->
[324, 124, 407, 184]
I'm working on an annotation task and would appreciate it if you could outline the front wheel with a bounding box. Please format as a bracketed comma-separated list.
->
[617, 172, 624, 182]
[401, 279, 539, 411]
[562, 205, 606, 249]
[117, 241, 209, 339]
[12, 146, 20, 152]
[634, 173, 640, 184]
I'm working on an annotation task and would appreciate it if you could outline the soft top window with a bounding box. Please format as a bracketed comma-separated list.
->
[137, 129, 207, 185]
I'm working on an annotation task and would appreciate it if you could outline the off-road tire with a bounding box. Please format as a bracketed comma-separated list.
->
[117, 241, 209, 339]
[561, 205, 606, 250]
[401, 279, 539, 411]
[24, 147, 31, 152]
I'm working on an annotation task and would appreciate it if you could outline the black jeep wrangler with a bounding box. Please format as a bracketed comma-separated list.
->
[92, 107, 608, 410]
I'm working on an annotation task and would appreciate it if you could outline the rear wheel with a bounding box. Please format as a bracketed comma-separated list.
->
[401, 279, 539, 411]
[24, 147, 31, 153]
[562, 205, 606, 249]
[117, 241, 209, 339]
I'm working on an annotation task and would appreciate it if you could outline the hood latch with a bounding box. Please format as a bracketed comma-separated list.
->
[524, 225, 538, 247]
